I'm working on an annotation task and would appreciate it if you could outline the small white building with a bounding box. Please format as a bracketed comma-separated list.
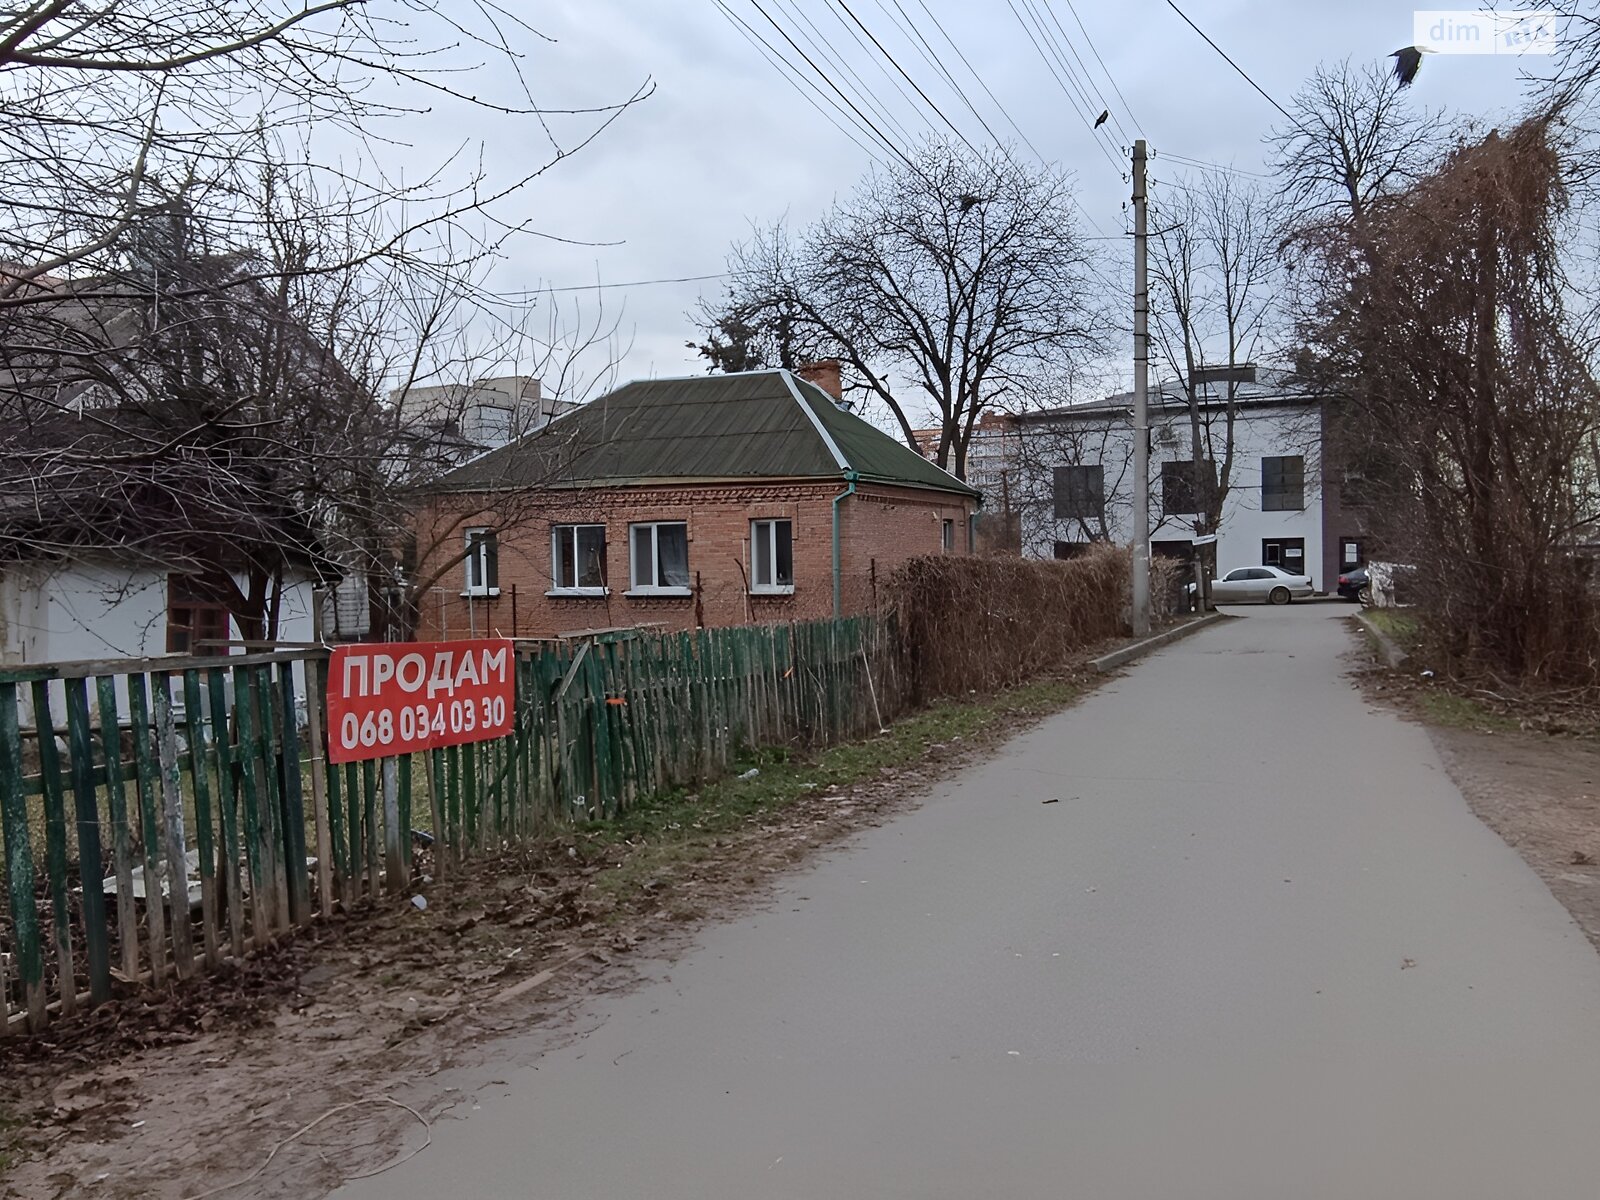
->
[1014, 366, 1350, 590]
[0, 557, 319, 725]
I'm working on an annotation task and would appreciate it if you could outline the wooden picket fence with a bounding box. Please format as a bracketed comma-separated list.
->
[0, 616, 897, 1034]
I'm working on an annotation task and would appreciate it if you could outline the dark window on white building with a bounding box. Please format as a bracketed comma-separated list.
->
[1262, 456, 1305, 511]
[1053, 465, 1104, 522]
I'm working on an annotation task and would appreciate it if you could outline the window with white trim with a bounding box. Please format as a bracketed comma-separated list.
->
[750, 519, 794, 591]
[464, 528, 499, 596]
[551, 524, 607, 592]
[941, 518, 954, 552]
[629, 522, 690, 592]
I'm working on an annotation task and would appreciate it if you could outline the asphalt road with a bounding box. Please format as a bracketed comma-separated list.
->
[337, 605, 1600, 1199]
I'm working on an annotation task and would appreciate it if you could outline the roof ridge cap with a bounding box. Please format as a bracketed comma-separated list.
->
[779, 370, 850, 472]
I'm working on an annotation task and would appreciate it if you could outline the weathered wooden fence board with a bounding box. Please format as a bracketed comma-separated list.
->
[1, 615, 898, 1032]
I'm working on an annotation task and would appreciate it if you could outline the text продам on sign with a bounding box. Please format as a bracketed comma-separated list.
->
[326, 640, 515, 764]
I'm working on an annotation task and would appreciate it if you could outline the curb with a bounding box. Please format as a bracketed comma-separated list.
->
[1090, 612, 1229, 673]
[1353, 610, 1410, 669]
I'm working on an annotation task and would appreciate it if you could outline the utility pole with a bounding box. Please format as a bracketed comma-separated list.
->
[1130, 139, 1151, 636]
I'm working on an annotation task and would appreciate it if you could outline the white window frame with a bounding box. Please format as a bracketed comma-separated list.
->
[463, 527, 499, 598]
[750, 518, 795, 594]
[548, 523, 608, 596]
[627, 521, 692, 596]
[941, 518, 955, 552]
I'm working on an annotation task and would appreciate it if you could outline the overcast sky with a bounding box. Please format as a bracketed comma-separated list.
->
[394, 0, 1545, 416]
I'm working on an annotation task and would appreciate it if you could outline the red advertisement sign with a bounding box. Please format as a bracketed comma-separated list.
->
[325, 640, 515, 764]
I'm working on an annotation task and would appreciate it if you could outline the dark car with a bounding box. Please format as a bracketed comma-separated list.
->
[1337, 566, 1369, 603]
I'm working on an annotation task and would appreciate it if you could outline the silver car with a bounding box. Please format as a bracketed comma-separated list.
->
[1210, 565, 1315, 605]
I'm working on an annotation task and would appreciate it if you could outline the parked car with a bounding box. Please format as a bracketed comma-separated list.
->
[1337, 566, 1370, 603]
[1210, 564, 1315, 605]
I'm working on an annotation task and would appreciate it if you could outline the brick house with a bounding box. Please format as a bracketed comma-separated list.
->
[411, 368, 980, 639]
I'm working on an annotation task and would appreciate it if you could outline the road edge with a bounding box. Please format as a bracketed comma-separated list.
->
[1090, 612, 1228, 673]
[1353, 610, 1410, 669]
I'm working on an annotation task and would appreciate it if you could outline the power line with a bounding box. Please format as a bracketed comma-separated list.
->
[1015, 0, 1098, 125]
[860, 0, 1123, 250]
[746, 0, 924, 171]
[1059, 0, 1143, 135]
[728, 0, 1129, 291]
[536, 273, 730, 295]
[899, 0, 1121, 249]
[910, 0, 1049, 162]
[1007, 0, 1124, 176]
[712, 0, 896, 168]
[1038, 0, 1130, 144]
[1163, 0, 1298, 127]
[876, 0, 1012, 153]
[816, 0, 948, 146]
[831, 0, 988, 162]
[1156, 151, 1272, 180]
[775, 0, 928, 150]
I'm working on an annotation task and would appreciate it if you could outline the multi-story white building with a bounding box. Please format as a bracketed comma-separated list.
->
[393, 374, 574, 464]
[1013, 366, 1362, 591]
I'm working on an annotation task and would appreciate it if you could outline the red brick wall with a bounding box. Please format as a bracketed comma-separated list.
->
[841, 482, 974, 608]
[413, 479, 976, 640]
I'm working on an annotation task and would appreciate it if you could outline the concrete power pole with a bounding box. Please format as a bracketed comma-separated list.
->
[1130, 139, 1152, 636]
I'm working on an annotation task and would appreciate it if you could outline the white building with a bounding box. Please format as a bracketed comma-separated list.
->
[1014, 366, 1350, 590]
[320, 375, 577, 641]
[0, 558, 319, 725]
[393, 374, 573, 461]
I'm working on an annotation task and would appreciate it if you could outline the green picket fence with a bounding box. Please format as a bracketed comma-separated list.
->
[0, 616, 897, 1034]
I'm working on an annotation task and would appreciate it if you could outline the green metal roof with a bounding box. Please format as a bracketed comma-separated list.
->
[434, 369, 980, 498]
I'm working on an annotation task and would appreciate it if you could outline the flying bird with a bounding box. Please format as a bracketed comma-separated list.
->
[1390, 45, 1429, 88]
[1094, 109, 1109, 129]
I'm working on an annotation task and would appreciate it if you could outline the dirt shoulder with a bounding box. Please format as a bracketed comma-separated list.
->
[1349, 619, 1600, 955]
[0, 656, 1124, 1200]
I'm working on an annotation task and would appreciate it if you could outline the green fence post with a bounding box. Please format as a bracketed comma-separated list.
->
[461, 742, 479, 850]
[1, 682, 47, 1030]
[275, 663, 310, 925]
[230, 665, 270, 940]
[303, 656, 334, 920]
[361, 757, 379, 896]
[151, 673, 195, 980]
[62, 678, 110, 1006]
[345, 759, 362, 901]
[206, 666, 245, 957]
[31, 681, 76, 1015]
[252, 667, 288, 933]
[182, 671, 220, 967]
[95, 676, 140, 980]
[397, 754, 413, 876]
[124, 675, 168, 983]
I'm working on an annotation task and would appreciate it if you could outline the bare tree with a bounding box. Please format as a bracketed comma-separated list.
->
[1265, 58, 1449, 224]
[1300, 113, 1600, 684]
[1, 142, 632, 644]
[1147, 170, 1289, 568]
[696, 140, 1099, 479]
[0, 2, 651, 304]
[0, 4, 649, 644]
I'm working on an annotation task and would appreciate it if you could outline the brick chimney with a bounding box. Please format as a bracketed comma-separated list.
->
[796, 359, 843, 402]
